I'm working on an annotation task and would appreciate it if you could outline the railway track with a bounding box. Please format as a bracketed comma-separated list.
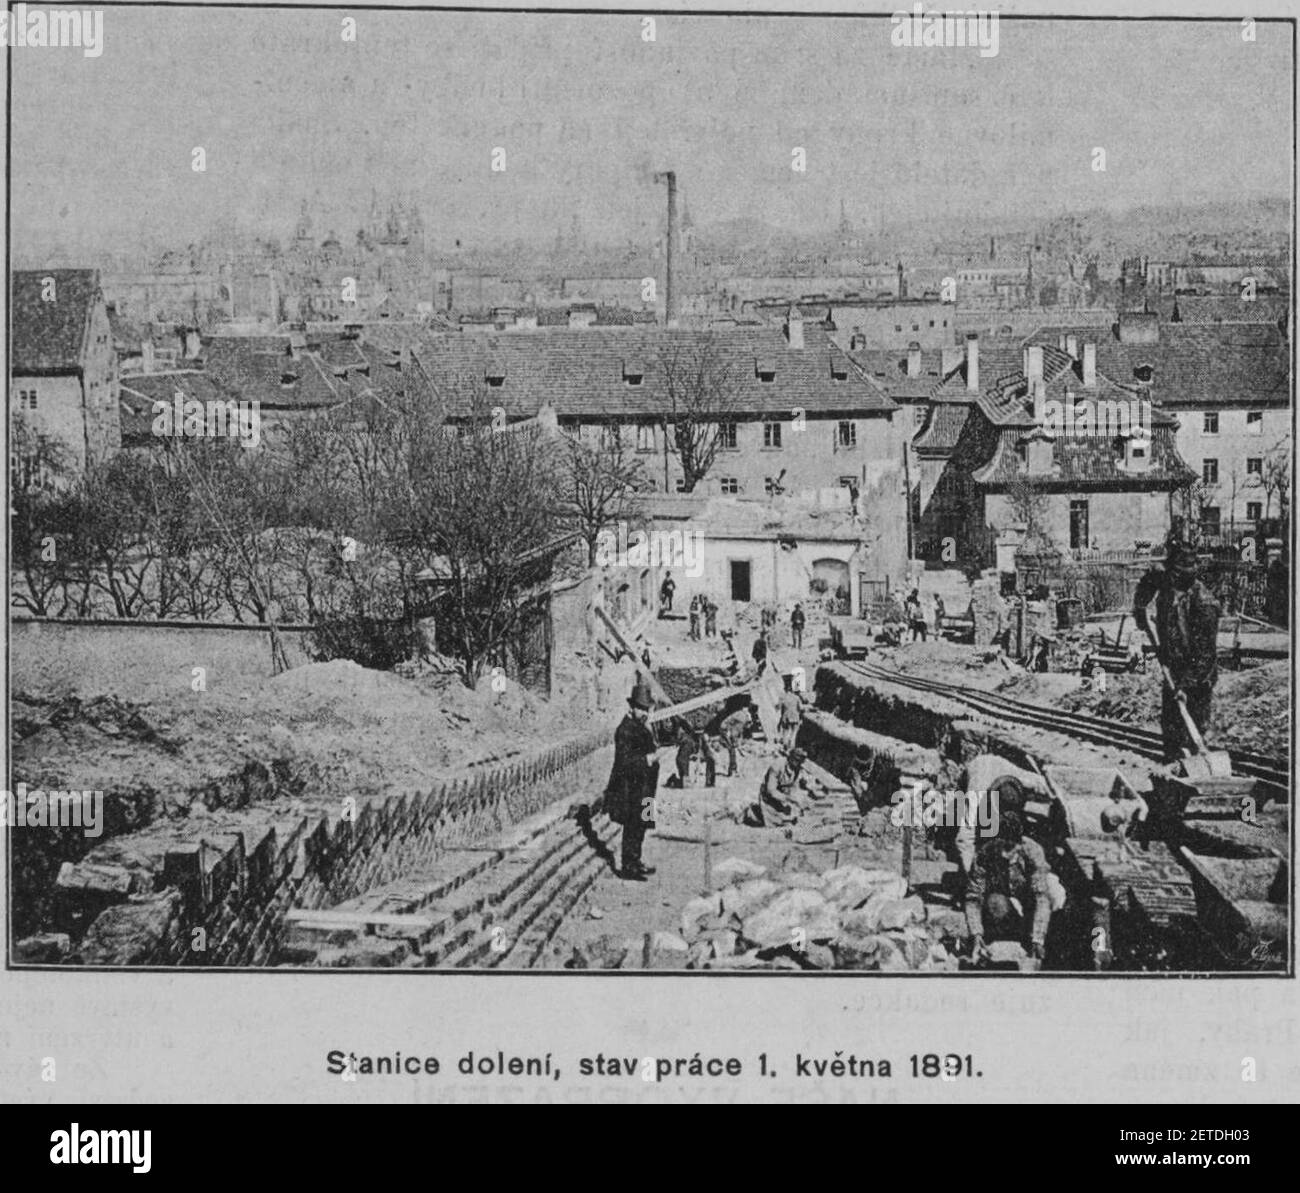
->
[839, 659, 1289, 791]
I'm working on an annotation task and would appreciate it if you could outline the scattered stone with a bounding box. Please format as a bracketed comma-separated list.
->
[566, 934, 630, 969]
[833, 933, 909, 971]
[680, 892, 723, 940]
[14, 932, 71, 964]
[586, 905, 605, 920]
[877, 895, 926, 932]
[77, 891, 182, 966]
[987, 939, 1028, 965]
[741, 888, 840, 949]
[651, 931, 689, 953]
[720, 878, 779, 918]
[712, 856, 767, 887]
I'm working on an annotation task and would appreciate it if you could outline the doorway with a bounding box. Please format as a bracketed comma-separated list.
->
[729, 559, 752, 602]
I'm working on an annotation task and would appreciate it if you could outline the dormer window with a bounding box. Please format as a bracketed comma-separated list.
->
[622, 359, 645, 386]
[485, 362, 506, 387]
[280, 371, 298, 386]
[1133, 364, 1154, 383]
[755, 355, 776, 383]
[830, 357, 848, 381]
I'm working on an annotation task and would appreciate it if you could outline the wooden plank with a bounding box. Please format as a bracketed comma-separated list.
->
[648, 680, 758, 724]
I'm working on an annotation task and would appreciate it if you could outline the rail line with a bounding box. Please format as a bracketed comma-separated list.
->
[839, 659, 1289, 791]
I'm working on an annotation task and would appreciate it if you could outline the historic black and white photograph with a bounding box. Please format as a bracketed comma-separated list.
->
[5, 5, 1292, 978]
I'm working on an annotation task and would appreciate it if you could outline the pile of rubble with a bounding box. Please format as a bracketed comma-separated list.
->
[669, 855, 965, 971]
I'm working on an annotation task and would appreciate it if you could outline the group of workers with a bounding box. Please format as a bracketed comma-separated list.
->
[609, 532, 1221, 966]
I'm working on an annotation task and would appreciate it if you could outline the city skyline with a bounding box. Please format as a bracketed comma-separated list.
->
[10, 10, 1293, 257]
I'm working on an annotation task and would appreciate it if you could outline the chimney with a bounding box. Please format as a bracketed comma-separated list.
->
[907, 341, 922, 377]
[1082, 342, 1097, 388]
[897, 261, 906, 299]
[785, 304, 804, 350]
[1057, 332, 1067, 351]
[656, 170, 680, 328]
[1066, 333, 1079, 360]
[965, 333, 979, 392]
[1024, 345, 1043, 384]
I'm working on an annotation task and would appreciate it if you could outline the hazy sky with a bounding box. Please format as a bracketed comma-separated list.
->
[10, 9, 1293, 252]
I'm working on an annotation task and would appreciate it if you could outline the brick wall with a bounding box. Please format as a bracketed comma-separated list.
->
[46, 727, 614, 966]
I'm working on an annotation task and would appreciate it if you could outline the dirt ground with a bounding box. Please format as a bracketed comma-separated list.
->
[10, 633, 613, 819]
[865, 639, 1290, 760]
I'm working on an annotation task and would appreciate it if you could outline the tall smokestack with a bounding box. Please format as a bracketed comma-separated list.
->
[655, 170, 680, 327]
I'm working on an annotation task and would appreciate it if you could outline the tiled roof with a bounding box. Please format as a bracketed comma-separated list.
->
[1170, 294, 1289, 326]
[203, 338, 341, 409]
[913, 403, 971, 453]
[405, 327, 897, 420]
[1023, 322, 1290, 410]
[119, 371, 246, 444]
[11, 268, 101, 372]
[844, 347, 948, 401]
[971, 424, 1195, 490]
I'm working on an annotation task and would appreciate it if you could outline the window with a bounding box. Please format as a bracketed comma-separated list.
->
[1202, 458, 1219, 485]
[894, 324, 902, 333]
[764, 476, 781, 497]
[718, 422, 738, 450]
[602, 423, 623, 450]
[1246, 411, 1263, 434]
[1246, 457, 1262, 475]
[719, 476, 740, 495]
[674, 478, 689, 493]
[1069, 499, 1090, 550]
[17, 388, 38, 411]
[1246, 502, 1263, 521]
[763, 421, 782, 449]
[913, 405, 927, 428]
[1203, 411, 1219, 434]
[837, 421, 857, 448]
[635, 424, 655, 453]
[928, 320, 935, 328]
[838, 475, 856, 488]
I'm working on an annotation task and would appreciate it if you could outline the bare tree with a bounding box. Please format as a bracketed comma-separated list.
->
[656, 333, 744, 493]
[376, 388, 567, 686]
[559, 430, 647, 565]
[1004, 477, 1056, 553]
[1261, 438, 1291, 522]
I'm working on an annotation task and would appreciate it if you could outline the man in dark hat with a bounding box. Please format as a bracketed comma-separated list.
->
[1133, 534, 1221, 763]
[605, 681, 660, 880]
[745, 747, 809, 827]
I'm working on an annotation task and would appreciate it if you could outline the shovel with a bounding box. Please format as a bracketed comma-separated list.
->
[1143, 622, 1233, 780]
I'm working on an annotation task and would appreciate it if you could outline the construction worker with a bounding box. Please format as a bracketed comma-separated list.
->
[744, 747, 808, 827]
[752, 630, 769, 674]
[659, 571, 676, 615]
[718, 703, 754, 776]
[965, 798, 1054, 970]
[905, 589, 927, 641]
[604, 682, 659, 880]
[847, 743, 873, 813]
[1132, 535, 1221, 764]
[790, 602, 806, 649]
[688, 595, 702, 641]
[777, 685, 804, 749]
[669, 721, 715, 788]
[704, 600, 718, 638]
